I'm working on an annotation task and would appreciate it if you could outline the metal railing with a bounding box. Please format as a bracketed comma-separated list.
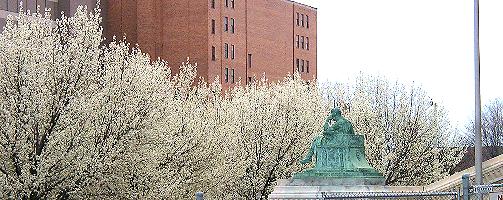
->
[462, 174, 503, 200]
[322, 191, 459, 200]
[194, 173, 502, 200]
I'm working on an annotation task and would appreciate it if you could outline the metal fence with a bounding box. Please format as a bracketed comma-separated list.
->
[321, 191, 460, 200]
[194, 173, 503, 200]
[466, 184, 503, 200]
[461, 174, 503, 200]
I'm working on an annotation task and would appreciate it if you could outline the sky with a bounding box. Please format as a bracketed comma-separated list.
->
[294, 0, 503, 129]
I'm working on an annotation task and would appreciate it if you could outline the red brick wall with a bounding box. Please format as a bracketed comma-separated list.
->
[136, 0, 161, 60]
[209, 0, 248, 86]
[208, 0, 222, 83]
[103, 0, 138, 44]
[160, 0, 209, 80]
[246, 0, 294, 82]
[104, 0, 209, 80]
[104, 0, 316, 86]
[293, 3, 317, 80]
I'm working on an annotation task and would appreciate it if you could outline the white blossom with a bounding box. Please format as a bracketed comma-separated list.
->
[323, 74, 464, 186]
[0, 5, 463, 200]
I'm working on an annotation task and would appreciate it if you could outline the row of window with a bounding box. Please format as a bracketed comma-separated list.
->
[295, 35, 310, 50]
[296, 12, 309, 28]
[218, 54, 254, 84]
[224, 68, 235, 83]
[224, 43, 235, 59]
[296, 58, 310, 73]
[211, 0, 235, 9]
[223, 17, 235, 33]
[211, 44, 235, 61]
[212, 17, 235, 34]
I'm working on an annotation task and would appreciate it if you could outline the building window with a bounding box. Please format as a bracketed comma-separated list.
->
[224, 43, 229, 59]
[225, 0, 228, 7]
[212, 46, 216, 61]
[296, 58, 300, 72]
[248, 77, 252, 84]
[211, 19, 215, 34]
[306, 37, 309, 50]
[248, 54, 252, 68]
[302, 36, 305, 49]
[231, 45, 235, 59]
[231, 0, 234, 8]
[224, 17, 228, 32]
[296, 35, 299, 48]
[301, 14, 304, 27]
[306, 60, 310, 73]
[225, 67, 229, 82]
[211, 0, 215, 8]
[230, 18, 235, 33]
[306, 15, 309, 28]
[296, 12, 300, 26]
[231, 69, 235, 83]
[301, 59, 305, 72]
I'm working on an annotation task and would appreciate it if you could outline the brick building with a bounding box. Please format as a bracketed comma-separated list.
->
[0, 0, 98, 25]
[1, 0, 317, 85]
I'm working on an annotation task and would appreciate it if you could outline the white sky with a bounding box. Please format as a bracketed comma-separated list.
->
[294, 0, 503, 129]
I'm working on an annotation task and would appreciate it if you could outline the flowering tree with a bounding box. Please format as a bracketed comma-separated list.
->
[0, 6, 103, 199]
[0, 5, 175, 199]
[323, 74, 464, 185]
[0, 6, 327, 199]
[1, 4, 465, 200]
[212, 77, 327, 199]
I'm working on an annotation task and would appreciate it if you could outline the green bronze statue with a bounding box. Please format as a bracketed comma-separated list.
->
[301, 108, 354, 164]
[293, 108, 385, 185]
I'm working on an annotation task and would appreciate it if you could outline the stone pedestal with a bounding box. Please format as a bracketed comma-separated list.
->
[287, 176, 384, 186]
[268, 179, 424, 200]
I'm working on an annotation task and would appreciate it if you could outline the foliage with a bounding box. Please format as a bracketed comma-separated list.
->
[463, 98, 503, 147]
[214, 77, 326, 199]
[0, 6, 327, 199]
[0, 5, 465, 200]
[461, 98, 503, 160]
[0, 5, 178, 199]
[322, 74, 464, 185]
[480, 98, 503, 147]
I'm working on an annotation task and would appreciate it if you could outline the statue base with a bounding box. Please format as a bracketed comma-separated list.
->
[268, 179, 422, 200]
[293, 168, 385, 184]
[288, 176, 385, 186]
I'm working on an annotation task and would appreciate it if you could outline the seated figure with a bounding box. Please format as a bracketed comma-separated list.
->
[300, 108, 354, 164]
[294, 108, 384, 185]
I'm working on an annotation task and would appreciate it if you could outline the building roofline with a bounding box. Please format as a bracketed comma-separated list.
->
[283, 0, 317, 11]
